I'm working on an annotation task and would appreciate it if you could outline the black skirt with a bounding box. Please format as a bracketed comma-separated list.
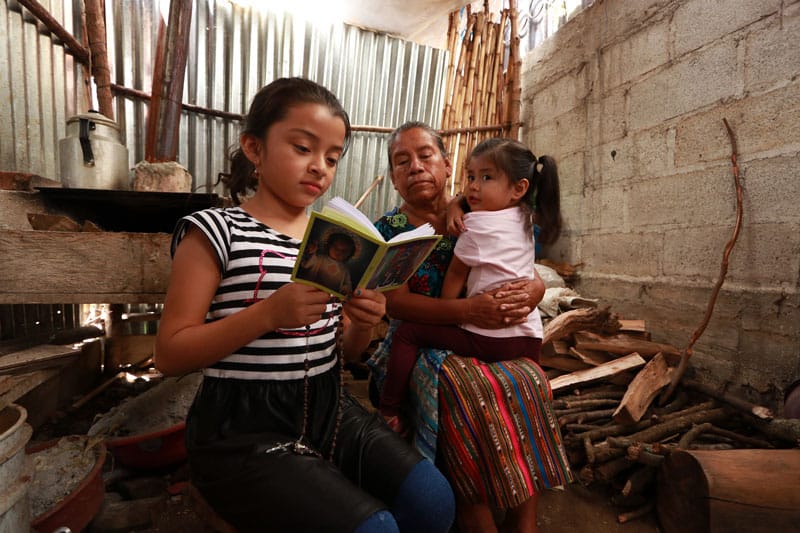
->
[186, 370, 423, 532]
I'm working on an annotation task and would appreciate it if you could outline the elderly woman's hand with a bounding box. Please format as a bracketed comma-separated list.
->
[464, 277, 545, 329]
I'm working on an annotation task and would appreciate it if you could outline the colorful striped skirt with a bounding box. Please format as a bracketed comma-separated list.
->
[438, 355, 574, 508]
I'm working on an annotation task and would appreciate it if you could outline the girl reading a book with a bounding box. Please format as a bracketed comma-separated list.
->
[154, 79, 454, 533]
[368, 124, 572, 533]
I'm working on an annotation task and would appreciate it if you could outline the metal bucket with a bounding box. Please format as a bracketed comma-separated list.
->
[0, 404, 33, 533]
[59, 111, 130, 190]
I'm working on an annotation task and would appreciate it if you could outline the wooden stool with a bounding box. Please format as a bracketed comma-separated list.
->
[185, 483, 238, 533]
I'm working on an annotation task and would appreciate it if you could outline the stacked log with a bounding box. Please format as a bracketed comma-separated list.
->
[540, 308, 800, 528]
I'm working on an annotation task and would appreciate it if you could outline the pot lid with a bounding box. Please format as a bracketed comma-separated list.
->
[65, 110, 120, 130]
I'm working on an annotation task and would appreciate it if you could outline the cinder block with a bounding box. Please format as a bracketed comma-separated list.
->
[555, 151, 586, 197]
[629, 40, 740, 131]
[532, 69, 589, 120]
[745, 10, 800, 93]
[632, 125, 675, 177]
[742, 154, 800, 225]
[597, 0, 676, 47]
[593, 136, 636, 184]
[675, 83, 800, 167]
[579, 232, 661, 277]
[593, 86, 628, 145]
[600, 20, 669, 91]
[628, 164, 735, 229]
[662, 223, 800, 286]
[534, 108, 587, 155]
[672, 0, 781, 57]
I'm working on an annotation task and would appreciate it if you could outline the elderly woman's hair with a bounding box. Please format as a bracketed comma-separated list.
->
[386, 121, 448, 170]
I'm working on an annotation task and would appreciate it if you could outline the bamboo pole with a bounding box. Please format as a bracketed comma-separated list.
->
[441, 11, 459, 131]
[506, 0, 522, 138]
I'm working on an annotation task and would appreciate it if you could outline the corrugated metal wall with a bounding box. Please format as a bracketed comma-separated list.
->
[0, 0, 87, 181]
[1, 0, 448, 220]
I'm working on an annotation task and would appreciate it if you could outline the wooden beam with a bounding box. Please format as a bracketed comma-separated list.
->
[0, 230, 171, 303]
[84, 0, 114, 119]
[16, 0, 90, 64]
[145, 0, 194, 162]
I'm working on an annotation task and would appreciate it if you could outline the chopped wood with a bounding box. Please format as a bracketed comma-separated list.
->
[550, 353, 647, 392]
[556, 385, 626, 400]
[751, 417, 800, 445]
[540, 353, 591, 373]
[551, 339, 571, 355]
[594, 456, 635, 483]
[704, 424, 773, 449]
[618, 502, 654, 524]
[678, 422, 712, 449]
[622, 466, 656, 497]
[612, 352, 675, 425]
[569, 346, 613, 366]
[542, 307, 620, 346]
[618, 319, 646, 333]
[559, 408, 616, 426]
[574, 331, 681, 360]
[682, 378, 773, 419]
[553, 398, 621, 410]
[27, 212, 82, 232]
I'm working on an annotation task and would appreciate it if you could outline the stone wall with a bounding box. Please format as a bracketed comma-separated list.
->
[520, 0, 800, 407]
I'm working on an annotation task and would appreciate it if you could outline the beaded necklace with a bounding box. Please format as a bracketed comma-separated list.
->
[254, 249, 346, 461]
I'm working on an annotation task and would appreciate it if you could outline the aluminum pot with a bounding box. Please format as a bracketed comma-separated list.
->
[58, 111, 130, 190]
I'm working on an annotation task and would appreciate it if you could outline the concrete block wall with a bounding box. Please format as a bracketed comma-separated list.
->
[520, 0, 800, 407]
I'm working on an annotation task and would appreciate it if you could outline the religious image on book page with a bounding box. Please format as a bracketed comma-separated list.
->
[291, 197, 441, 299]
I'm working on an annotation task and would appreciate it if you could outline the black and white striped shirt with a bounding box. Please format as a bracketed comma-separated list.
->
[172, 207, 340, 381]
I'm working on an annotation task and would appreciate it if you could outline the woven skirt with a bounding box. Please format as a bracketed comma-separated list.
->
[438, 355, 574, 508]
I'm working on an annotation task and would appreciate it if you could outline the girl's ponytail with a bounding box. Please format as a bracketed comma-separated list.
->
[532, 155, 563, 245]
[224, 147, 258, 205]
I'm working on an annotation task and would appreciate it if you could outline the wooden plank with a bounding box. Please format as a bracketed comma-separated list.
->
[568, 346, 614, 366]
[0, 230, 171, 303]
[0, 344, 81, 374]
[550, 353, 647, 392]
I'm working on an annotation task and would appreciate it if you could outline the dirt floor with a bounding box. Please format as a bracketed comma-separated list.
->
[30, 371, 663, 532]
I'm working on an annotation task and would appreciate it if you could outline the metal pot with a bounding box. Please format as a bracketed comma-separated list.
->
[58, 111, 130, 190]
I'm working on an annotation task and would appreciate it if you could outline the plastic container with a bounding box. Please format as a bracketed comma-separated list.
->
[0, 404, 33, 532]
[28, 436, 107, 533]
[105, 422, 187, 469]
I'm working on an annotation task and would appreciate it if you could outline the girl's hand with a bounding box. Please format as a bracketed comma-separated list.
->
[343, 288, 386, 330]
[446, 195, 467, 236]
[268, 283, 331, 330]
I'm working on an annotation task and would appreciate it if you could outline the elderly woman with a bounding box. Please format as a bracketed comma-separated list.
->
[368, 122, 573, 532]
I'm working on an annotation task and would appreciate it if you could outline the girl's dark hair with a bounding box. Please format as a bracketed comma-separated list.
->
[225, 77, 352, 204]
[386, 121, 448, 170]
[469, 138, 563, 244]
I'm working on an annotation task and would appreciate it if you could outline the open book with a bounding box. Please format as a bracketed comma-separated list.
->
[291, 197, 442, 299]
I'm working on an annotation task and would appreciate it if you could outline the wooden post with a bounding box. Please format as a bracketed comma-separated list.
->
[145, 0, 194, 162]
[657, 449, 800, 533]
[84, 0, 114, 119]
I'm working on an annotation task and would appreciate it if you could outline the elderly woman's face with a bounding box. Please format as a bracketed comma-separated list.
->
[389, 128, 452, 206]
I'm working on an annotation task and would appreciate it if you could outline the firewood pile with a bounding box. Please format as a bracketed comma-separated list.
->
[539, 306, 800, 525]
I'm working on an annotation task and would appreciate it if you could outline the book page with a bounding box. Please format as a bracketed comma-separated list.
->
[324, 197, 384, 240]
[386, 222, 436, 243]
[364, 235, 441, 292]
